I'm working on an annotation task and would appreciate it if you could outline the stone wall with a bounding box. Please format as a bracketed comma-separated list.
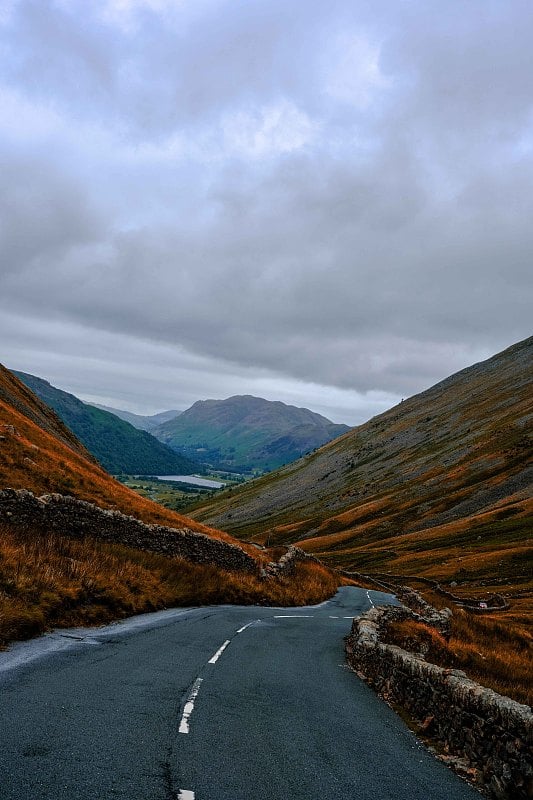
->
[346, 605, 532, 799]
[0, 488, 257, 574]
[261, 545, 320, 578]
[340, 568, 509, 612]
[372, 571, 510, 611]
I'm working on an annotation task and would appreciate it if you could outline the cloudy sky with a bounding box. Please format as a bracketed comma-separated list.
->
[1, 0, 531, 425]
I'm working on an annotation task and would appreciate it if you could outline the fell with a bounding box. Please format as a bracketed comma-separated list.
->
[191, 337, 532, 590]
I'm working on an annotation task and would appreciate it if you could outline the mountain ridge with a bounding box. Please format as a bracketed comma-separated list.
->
[13, 372, 199, 476]
[92, 405, 182, 431]
[153, 393, 351, 472]
[0, 364, 223, 535]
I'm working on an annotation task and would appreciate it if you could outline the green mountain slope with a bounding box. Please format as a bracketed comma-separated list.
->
[189, 337, 533, 588]
[93, 405, 181, 431]
[153, 394, 350, 472]
[13, 372, 200, 476]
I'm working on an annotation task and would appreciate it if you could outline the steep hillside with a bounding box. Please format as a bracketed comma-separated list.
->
[14, 372, 198, 475]
[191, 337, 533, 589]
[154, 394, 350, 472]
[0, 366, 94, 461]
[0, 365, 340, 646]
[93, 405, 181, 431]
[0, 365, 220, 536]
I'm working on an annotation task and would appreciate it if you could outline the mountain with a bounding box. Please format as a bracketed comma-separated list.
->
[153, 395, 351, 472]
[93, 405, 182, 431]
[190, 337, 533, 587]
[0, 364, 214, 532]
[13, 372, 199, 476]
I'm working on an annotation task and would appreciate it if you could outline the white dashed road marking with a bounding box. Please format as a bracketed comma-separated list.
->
[366, 590, 375, 607]
[179, 678, 203, 734]
[178, 791, 195, 800]
[179, 623, 259, 736]
[274, 615, 314, 619]
[236, 620, 257, 634]
[208, 640, 231, 664]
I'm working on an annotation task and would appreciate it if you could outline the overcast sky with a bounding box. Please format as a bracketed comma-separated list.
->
[1, 0, 531, 425]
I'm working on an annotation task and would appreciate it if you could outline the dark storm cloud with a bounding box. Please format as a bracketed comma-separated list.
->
[0, 0, 531, 420]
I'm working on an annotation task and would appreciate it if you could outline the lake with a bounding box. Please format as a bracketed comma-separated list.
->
[156, 475, 226, 489]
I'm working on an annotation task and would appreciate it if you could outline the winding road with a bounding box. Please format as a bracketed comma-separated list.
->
[0, 587, 480, 799]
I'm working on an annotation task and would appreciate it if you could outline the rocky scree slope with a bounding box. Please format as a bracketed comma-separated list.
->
[190, 337, 532, 587]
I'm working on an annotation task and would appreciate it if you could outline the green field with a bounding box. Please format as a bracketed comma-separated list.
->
[117, 473, 248, 513]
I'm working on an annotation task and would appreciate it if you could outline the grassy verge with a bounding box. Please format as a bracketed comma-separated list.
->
[0, 523, 339, 647]
[382, 610, 532, 707]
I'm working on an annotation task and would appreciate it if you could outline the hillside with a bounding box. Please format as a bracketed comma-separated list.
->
[153, 394, 350, 472]
[0, 364, 218, 535]
[93, 405, 181, 432]
[190, 337, 533, 592]
[0, 364, 340, 646]
[13, 372, 198, 475]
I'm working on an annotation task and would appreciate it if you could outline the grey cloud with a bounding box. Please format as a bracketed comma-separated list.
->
[0, 152, 103, 278]
[3, 0, 338, 136]
[0, 0, 532, 420]
[1, 310, 395, 425]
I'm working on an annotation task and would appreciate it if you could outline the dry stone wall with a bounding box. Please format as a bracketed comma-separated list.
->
[0, 488, 257, 574]
[261, 545, 320, 578]
[346, 604, 532, 800]
[340, 569, 509, 612]
[372, 571, 509, 611]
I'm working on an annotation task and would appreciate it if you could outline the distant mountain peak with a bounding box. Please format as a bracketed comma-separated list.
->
[92, 405, 182, 431]
[152, 394, 350, 472]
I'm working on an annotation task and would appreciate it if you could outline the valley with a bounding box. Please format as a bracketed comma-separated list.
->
[116, 475, 228, 513]
[2, 5, 531, 797]
[1, 341, 531, 799]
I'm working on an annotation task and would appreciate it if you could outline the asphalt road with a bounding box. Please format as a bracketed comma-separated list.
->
[0, 587, 481, 800]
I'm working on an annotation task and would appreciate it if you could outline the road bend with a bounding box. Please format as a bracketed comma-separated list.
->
[0, 587, 481, 799]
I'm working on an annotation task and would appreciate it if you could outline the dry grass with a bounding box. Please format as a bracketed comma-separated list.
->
[384, 618, 453, 665]
[448, 609, 532, 706]
[383, 612, 532, 707]
[0, 523, 339, 647]
[0, 367, 339, 646]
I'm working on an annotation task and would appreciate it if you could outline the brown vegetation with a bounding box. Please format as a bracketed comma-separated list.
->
[382, 611, 532, 707]
[0, 365, 340, 648]
[190, 337, 532, 586]
[0, 522, 339, 647]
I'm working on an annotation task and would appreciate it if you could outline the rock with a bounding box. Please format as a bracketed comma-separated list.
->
[0, 488, 257, 574]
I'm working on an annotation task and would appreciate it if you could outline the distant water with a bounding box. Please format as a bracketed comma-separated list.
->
[156, 475, 225, 489]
